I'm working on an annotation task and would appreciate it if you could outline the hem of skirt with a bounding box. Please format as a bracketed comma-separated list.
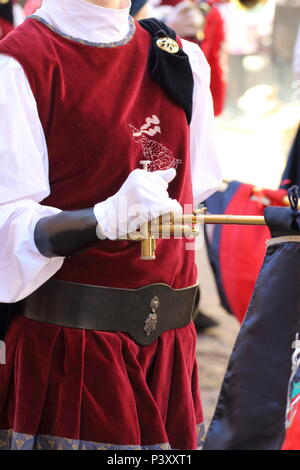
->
[0, 424, 204, 450]
[0, 429, 171, 450]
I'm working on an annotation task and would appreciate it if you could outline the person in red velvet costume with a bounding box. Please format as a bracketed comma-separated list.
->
[0, 0, 221, 450]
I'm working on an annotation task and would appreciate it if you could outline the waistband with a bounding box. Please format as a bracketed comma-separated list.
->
[22, 279, 198, 346]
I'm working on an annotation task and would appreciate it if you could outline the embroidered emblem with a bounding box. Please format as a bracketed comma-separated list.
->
[130, 115, 182, 171]
[156, 37, 179, 54]
[144, 296, 160, 336]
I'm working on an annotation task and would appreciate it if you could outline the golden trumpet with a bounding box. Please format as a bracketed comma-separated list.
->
[126, 212, 266, 260]
[134, 162, 269, 259]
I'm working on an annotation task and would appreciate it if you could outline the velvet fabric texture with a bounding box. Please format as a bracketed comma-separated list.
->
[0, 18, 197, 291]
[0, 315, 203, 450]
[199, 6, 225, 117]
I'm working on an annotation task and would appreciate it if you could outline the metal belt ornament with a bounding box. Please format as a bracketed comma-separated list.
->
[144, 296, 160, 336]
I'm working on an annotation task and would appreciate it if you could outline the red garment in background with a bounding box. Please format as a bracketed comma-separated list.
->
[200, 6, 225, 116]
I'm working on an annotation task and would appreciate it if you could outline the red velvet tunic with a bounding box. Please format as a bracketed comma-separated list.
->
[0, 18, 203, 450]
[0, 17, 197, 291]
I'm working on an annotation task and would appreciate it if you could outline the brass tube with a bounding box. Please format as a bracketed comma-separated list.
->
[172, 214, 266, 225]
[200, 214, 266, 225]
[141, 237, 156, 260]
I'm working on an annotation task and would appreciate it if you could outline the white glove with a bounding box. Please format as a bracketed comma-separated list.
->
[166, 0, 204, 38]
[94, 168, 182, 240]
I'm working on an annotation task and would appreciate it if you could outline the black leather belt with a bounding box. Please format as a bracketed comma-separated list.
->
[22, 279, 198, 346]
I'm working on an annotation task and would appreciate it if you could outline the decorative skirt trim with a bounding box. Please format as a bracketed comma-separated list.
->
[0, 423, 204, 450]
[0, 430, 171, 450]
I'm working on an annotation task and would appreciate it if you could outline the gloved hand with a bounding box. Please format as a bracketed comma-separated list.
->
[166, 0, 204, 38]
[94, 168, 182, 240]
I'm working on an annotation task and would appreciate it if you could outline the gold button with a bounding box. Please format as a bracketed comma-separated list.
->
[156, 37, 179, 54]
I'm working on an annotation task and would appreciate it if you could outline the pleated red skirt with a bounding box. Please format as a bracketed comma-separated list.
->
[0, 315, 203, 450]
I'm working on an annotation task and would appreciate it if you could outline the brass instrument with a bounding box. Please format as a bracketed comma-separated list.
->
[130, 161, 268, 260]
[128, 211, 266, 260]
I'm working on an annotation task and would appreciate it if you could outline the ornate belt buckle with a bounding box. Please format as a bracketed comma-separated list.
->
[144, 296, 160, 336]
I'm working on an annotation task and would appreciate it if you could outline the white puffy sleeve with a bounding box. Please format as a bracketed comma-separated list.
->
[181, 38, 222, 206]
[0, 55, 64, 303]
